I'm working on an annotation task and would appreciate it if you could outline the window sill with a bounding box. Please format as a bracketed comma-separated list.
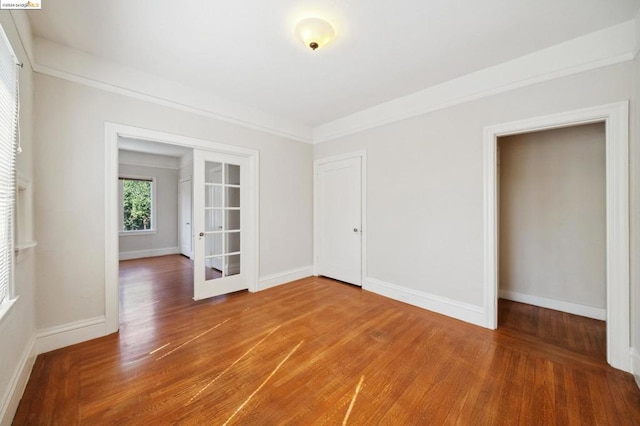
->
[119, 230, 157, 237]
[15, 241, 37, 263]
[0, 296, 19, 330]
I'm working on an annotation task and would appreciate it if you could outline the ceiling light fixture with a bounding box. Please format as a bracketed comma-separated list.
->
[295, 17, 335, 51]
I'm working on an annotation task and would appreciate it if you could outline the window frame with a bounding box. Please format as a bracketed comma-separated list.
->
[118, 175, 157, 236]
[0, 24, 19, 324]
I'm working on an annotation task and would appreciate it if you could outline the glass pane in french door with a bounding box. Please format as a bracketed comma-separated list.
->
[203, 160, 241, 280]
[227, 254, 241, 277]
[225, 210, 240, 231]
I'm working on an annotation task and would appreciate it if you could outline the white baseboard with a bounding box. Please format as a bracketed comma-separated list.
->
[36, 316, 107, 354]
[499, 289, 606, 320]
[364, 277, 485, 327]
[258, 266, 313, 291]
[119, 246, 180, 261]
[0, 332, 36, 426]
[631, 348, 640, 389]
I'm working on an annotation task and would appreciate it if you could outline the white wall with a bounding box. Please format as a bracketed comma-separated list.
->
[0, 11, 37, 425]
[314, 62, 633, 314]
[498, 123, 606, 311]
[118, 153, 180, 260]
[631, 32, 640, 380]
[33, 72, 313, 331]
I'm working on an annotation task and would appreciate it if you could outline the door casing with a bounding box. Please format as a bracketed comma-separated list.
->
[483, 101, 630, 372]
[179, 178, 192, 258]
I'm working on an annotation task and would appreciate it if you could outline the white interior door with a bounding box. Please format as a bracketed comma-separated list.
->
[179, 179, 192, 258]
[317, 156, 362, 285]
[193, 149, 248, 300]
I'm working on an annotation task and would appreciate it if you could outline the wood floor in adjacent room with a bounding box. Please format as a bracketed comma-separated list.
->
[13, 255, 640, 424]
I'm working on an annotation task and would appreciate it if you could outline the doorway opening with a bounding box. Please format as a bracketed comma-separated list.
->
[497, 123, 606, 362]
[105, 123, 259, 336]
[483, 102, 630, 372]
[117, 138, 195, 327]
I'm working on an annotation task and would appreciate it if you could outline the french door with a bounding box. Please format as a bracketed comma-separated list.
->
[193, 149, 249, 300]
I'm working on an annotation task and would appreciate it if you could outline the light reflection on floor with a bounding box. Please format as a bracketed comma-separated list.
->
[117, 256, 195, 369]
[115, 256, 367, 422]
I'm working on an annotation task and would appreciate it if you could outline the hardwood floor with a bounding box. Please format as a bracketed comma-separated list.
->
[498, 298, 607, 362]
[14, 255, 640, 424]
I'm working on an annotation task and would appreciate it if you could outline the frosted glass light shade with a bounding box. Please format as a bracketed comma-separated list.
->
[295, 18, 335, 50]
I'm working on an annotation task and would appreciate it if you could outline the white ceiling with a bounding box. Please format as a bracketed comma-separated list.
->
[27, 0, 640, 128]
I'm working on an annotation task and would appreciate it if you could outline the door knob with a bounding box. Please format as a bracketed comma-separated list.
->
[199, 232, 204, 237]
[353, 228, 359, 232]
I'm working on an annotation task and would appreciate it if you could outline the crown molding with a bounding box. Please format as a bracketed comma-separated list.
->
[7, 11, 34, 69]
[31, 37, 313, 144]
[312, 20, 637, 143]
[0, 10, 34, 71]
[9, 17, 638, 145]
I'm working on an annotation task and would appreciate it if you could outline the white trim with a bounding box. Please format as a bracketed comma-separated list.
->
[14, 241, 36, 263]
[364, 277, 485, 327]
[251, 153, 260, 293]
[361, 154, 367, 286]
[0, 296, 17, 330]
[0, 332, 35, 426]
[635, 9, 640, 58]
[36, 316, 106, 354]
[105, 124, 120, 335]
[7, 11, 34, 70]
[13, 12, 634, 146]
[313, 151, 367, 285]
[313, 20, 635, 143]
[119, 230, 157, 237]
[483, 101, 630, 372]
[15, 172, 35, 263]
[32, 37, 312, 144]
[106, 122, 260, 334]
[119, 247, 180, 261]
[178, 178, 193, 259]
[630, 348, 640, 389]
[258, 266, 313, 291]
[499, 290, 606, 321]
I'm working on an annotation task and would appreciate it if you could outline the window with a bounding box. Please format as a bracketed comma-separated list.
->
[0, 27, 19, 308]
[119, 176, 156, 234]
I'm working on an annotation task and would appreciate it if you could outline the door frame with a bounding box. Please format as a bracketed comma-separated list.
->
[483, 101, 629, 371]
[178, 178, 192, 259]
[105, 122, 259, 334]
[313, 151, 367, 285]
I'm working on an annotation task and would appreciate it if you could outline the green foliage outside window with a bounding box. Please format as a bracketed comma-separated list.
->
[123, 179, 152, 231]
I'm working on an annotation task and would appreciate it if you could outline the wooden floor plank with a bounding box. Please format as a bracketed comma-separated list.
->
[12, 255, 640, 424]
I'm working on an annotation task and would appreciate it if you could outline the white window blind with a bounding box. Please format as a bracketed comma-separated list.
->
[0, 26, 18, 305]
